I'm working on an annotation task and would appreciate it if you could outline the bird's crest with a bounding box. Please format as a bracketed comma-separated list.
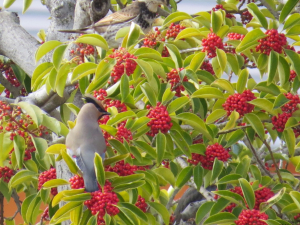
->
[82, 94, 107, 113]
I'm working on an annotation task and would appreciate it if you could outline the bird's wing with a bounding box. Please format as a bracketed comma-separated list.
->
[92, 2, 140, 27]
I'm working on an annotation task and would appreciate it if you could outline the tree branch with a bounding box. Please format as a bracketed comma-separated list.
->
[259, 0, 279, 20]
[0, 73, 23, 97]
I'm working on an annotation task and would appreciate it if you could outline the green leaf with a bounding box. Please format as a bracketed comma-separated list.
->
[211, 159, 223, 182]
[53, 44, 68, 69]
[176, 166, 193, 188]
[196, 202, 215, 224]
[61, 150, 80, 175]
[165, 44, 183, 68]
[163, 12, 192, 27]
[46, 144, 66, 154]
[267, 51, 278, 84]
[127, 23, 140, 48]
[156, 132, 166, 165]
[31, 136, 47, 159]
[75, 34, 108, 50]
[279, 0, 299, 23]
[134, 48, 162, 61]
[225, 130, 245, 148]
[284, 128, 295, 157]
[23, 0, 33, 13]
[51, 201, 82, 222]
[273, 93, 290, 109]
[153, 168, 176, 187]
[141, 82, 157, 106]
[191, 87, 224, 99]
[95, 58, 115, 80]
[237, 69, 248, 93]
[133, 141, 156, 158]
[285, 49, 300, 80]
[31, 62, 53, 90]
[212, 190, 245, 207]
[211, 10, 223, 33]
[0, 133, 13, 167]
[175, 112, 212, 141]
[162, 87, 175, 105]
[119, 202, 148, 222]
[148, 202, 170, 225]
[283, 13, 300, 30]
[212, 79, 235, 95]
[13, 135, 25, 169]
[35, 40, 62, 62]
[216, 49, 227, 73]
[236, 29, 266, 53]
[250, 165, 262, 183]
[176, 28, 206, 41]
[71, 62, 97, 83]
[95, 153, 105, 187]
[278, 56, 290, 86]
[3, 0, 16, 8]
[247, 3, 268, 29]
[245, 113, 265, 140]
[120, 74, 130, 102]
[248, 98, 276, 115]
[113, 180, 145, 192]
[203, 212, 237, 224]
[117, 209, 135, 225]
[43, 179, 70, 188]
[194, 165, 203, 191]
[218, 174, 243, 185]
[239, 178, 255, 209]
[112, 174, 145, 187]
[9, 170, 38, 189]
[104, 153, 130, 166]
[135, 59, 153, 82]
[107, 111, 136, 126]
[21, 194, 36, 223]
[236, 157, 251, 178]
[206, 109, 227, 124]
[170, 130, 191, 158]
[167, 96, 190, 114]
[130, 117, 151, 132]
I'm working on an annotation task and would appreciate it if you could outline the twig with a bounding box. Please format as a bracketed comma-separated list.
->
[179, 47, 202, 54]
[115, 0, 125, 9]
[176, 0, 183, 4]
[4, 190, 21, 221]
[258, 136, 284, 183]
[244, 134, 274, 178]
[166, 188, 180, 210]
[157, 7, 170, 17]
[0, 72, 23, 98]
[259, 0, 279, 19]
[238, 0, 246, 10]
[0, 193, 3, 225]
[49, 136, 66, 145]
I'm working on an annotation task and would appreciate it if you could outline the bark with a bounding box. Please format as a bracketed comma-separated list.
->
[0, 10, 40, 76]
[0, 193, 3, 225]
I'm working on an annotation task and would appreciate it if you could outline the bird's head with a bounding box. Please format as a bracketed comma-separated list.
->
[142, 0, 170, 12]
[82, 95, 110, 119]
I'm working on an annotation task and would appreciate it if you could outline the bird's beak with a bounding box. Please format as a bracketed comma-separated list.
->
[102, 111, 111, 115]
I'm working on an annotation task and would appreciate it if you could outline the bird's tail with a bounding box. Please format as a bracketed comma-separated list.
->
[58, 28, 89, 34]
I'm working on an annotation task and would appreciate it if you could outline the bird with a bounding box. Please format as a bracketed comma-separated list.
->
[173, 186, 217, 224]
[65, 95, 110, 192]
[59, 0, 169, 48]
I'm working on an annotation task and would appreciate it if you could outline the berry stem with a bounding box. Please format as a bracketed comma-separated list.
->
[9, 116, 37, 137]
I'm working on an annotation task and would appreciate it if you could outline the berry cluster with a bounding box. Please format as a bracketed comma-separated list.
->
[162, 160, 170, 168]
[281, 93, 300, 113]
[142, 27, 162, 48]
[41, 207, 50, 221]
[227, 33, 245, 41]
[70, 42, 95, 64]
[294, 213, 300, 221]
[165, 23, 186, 39]
[108, 48, 137, 84]
[166, 68, 188, 97]
[200, 61, 215, 75]
[84, 181, 119, 224]
[0, 60, 27, 98]
[241, 10, 253, 25]
[256, 29, 287, 55]
[135, 195, 147, 212]
[69, 175, 85, 189]
[114, 125, 133, 143]
[187, 143, 230, 170]
[201, 33, 224, 58]
[222, 90, 256, 117]
[38, 168, 58, 196]
[105, 160, 148, 176]
[221, 185, 274, 212]
[271, 112, 291, 132]
[146, 102, 173, 136]
[0, 166, 14, 182]
[212, 5, 235, 19]
[235, 209, 268, 225]
[290, 70, 297, 82]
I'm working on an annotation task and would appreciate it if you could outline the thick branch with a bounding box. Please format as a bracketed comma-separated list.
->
[0, 11, 40, 76]
[0, 73, 23, 97]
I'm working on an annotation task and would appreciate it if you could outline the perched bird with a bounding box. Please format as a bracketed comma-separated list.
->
[65, 95, 110, 192]
[59, 0, 169, 48]
[174, 186, 217, 224]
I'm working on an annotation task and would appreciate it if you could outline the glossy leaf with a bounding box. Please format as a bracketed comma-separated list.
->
[35, 40, 62, 62]
[239, 178, 255, 209]
[95, 153, 105, 187]
[176, 166, 193, 188]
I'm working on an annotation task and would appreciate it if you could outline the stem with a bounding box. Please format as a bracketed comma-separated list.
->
[166, 188, 179, 210]
[258, 136, 284, 183]
[0, 193, 3, 225]
[244, 134, 274, 178]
